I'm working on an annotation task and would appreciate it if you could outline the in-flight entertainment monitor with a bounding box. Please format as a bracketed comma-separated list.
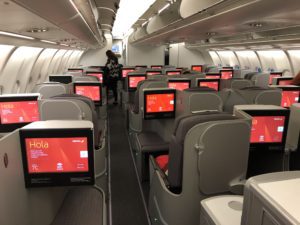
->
[166, 70, 181, 75]
[86, 71, 104, 83]
[122, 68, 135, 78]
[244, 109, 289, 150]
[68, 68, 84, 73]
[146, 70, 162, 76]
[223, 66, 233, 70]
[269, 72, 283, 84]
[220, 70, 234, 80]
[205, 73, 221, 79]
[197, 78, 220, 91]
[19, 127, 94, 188]
[151, 65, 163, 69]
[144, 89, 176, 120]
[74, 82, 102, 106]
[168, 79, 191, 91]
[191, 65, 203, 72]
[280, 86, 300, 108]
[128, 74, 147, 92]
[135, 65, 147, 70]
[0, 95, 40, 133]
[49, 75, 73, 84]
[276, 77, 293, 86]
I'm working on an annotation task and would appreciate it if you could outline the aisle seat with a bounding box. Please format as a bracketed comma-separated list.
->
[32, 82, 68, 98]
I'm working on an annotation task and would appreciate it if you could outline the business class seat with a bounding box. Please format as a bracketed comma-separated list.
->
[73, 75, 99, 82]
[219, 78, 253, 90]
[32, 82, 68, 98]
[148, 112, 251, 225]
[219, 86, 282, 113]
[200, 171, 300, 225]
[244, 72, 269, 88]
[40, 96, 106, 177]
[128, 80, 168, 132]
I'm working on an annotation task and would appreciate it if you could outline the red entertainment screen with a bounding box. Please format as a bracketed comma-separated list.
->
[25, 137, 89, 173]
[281, 91, 300, 108]
[278, 79, 293, 85]
[221, 71, 233, 79]
[199, 81, 219, 91]
[168, 82, 190, 91]
[269, 74, 282, 84]
[87, 73, 103, 83]
[147, 72, 161, 75]
[192, 66, 202, 72]
[0, 101, 39, 124]
[146, 93, 175, 113]
[122, 69, 135, 78]
[167, 71, 181, 75]
[206, 74, 220, 79]
[151, 66, 162, 69]
[75, 86, 101, 101]
[250, 116, 285, 143]
[129, 76, 146, 88]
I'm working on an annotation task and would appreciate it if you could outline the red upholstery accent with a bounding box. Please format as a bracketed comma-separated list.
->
[156, 155, 169, 172]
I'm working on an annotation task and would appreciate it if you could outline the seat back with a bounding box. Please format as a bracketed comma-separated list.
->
[32, 83, 67, 99]
[73, 76, 98, 82]
[50, 94, 100, 148]
[245, 73, 269, 88]
[237, 87, 282, 105]
[220, 79, 253, 90]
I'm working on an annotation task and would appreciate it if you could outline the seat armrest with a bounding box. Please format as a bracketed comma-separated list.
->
[149, 155, 170, 189]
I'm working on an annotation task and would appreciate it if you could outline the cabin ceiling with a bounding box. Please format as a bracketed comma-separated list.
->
[0, 0, 120, 49]
[130, 0, 300, 49]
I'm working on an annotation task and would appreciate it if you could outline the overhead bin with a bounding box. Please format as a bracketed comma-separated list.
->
[180, 0, 223, 18]
[12, 0, 104, 46]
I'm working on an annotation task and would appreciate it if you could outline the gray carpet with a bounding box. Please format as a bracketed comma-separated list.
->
[108, 103, 150, 225]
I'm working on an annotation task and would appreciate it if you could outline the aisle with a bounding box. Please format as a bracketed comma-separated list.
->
[108, 104, 150, 225]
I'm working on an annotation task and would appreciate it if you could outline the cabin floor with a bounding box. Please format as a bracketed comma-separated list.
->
[108, 100, 150, 225]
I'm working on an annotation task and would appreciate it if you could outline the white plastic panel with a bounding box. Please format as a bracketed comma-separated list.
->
[209, 51, 222, 66]
[287, 50, 300, 76]
[0, 45, 15, 73]
[0, 46, 43, 94]
[257, 50, 292, 75]
[57, 50, 74, 73]
[180, 0, 223, 18]
[51, 49, 68, 74]
[169, 43, 206, 67]
[73, 51, 84, 67]
[25, 48, 58, 92]
[236, 51, 261, 71]
[217, 51, 239, 68]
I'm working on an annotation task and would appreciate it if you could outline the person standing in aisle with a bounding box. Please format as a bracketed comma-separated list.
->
[105, 50, 119, 104]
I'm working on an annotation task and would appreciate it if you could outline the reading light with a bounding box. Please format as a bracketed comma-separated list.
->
[158, 3, 170, 14]
[27, 28, 48, 33]
[0, 31, 35, 40]
[40, 39, 57, 45]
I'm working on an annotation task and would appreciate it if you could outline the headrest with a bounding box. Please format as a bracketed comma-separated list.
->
[239, 86, 272, 91]
[185, 87, 216, 92]
[51, 94, 96, 111]
[244, 72, 258, 80]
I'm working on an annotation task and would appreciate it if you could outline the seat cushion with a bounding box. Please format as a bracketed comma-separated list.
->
[137, 132, 169, 153]
[156, 155, 169, 172]
[51, 187, 103, 225]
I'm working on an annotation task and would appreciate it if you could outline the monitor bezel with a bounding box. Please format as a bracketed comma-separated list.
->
[197, 78, 220, 91]
[166, 70, 181, 75]
[151, 65, 163, 69]
[243, 109, 290, 149]
[0, 95, 40, 133]
[127, 74, 147, 92]
[222, 66, 234, 70]
[86, 71, 104, 83]
[122, 67, 136, 78]
[144, 89, 176, 120]
[135, 65, 147, 69]
[73, 82, 103, 106]
[205, 73, 221, 78]
[191, 65, 203, 72]
[220, 69, 234, 79]
[276, 77, 293, 85]
[19, 128, 95, 188]
[168, 79, 192, 91]
[68, 68, 84, 73]
[49, 75, 73, 84]
[280, 86, 300, 108]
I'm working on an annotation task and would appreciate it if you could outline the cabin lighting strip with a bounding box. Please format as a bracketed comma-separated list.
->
[0, 31, 35, 40]
[40, 39, 57, 45]
[158, 3, 170, 14]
